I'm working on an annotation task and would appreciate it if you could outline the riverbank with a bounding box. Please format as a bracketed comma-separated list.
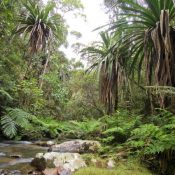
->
[0, 140, 154, 175]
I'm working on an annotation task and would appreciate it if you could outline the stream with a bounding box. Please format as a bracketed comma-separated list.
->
[0, 141, 48, 174]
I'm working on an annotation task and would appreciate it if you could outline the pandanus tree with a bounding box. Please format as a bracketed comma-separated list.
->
[82, 32, 127, 114]
[16, 0, 66, 88]
[111, 0, 175, 107]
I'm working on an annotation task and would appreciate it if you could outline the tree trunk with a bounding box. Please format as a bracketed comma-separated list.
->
[39, 52, 50, 89]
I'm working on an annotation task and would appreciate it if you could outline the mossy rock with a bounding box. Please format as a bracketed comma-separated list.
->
[31, 157, 47, 171]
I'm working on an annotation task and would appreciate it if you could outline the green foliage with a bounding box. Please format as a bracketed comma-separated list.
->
[0, 108, 33, 138]
[29, 116, 60, 138]
[100, 110, 141, 145]
[0, 0, 102, 141]
[82, 32, 128, 114]
[127, 109, 175, 155]
[58, 0, 84, 12]
[20, 117, 101, 140]
[43, 72, 69, 104]
[64, 70, 104, 119]
[68, 119, 101, 139]
[0, 89, 13, 101]
[16, 0, 67, 53]
[16, 79, 45, 113]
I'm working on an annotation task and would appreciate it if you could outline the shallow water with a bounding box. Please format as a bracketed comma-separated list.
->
[0, 141, 48, 174]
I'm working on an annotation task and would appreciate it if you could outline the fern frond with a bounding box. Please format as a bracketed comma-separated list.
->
[1, 115, 17, 138]
[0, 108, 33, 138]
[0, 89, 13, 101]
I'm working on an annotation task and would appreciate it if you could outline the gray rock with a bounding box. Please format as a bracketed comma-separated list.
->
[35, 152, 86, 172]
[52, 140, 101, 153]
[0, 152, 6, 156]
[59, 169, 72, 175]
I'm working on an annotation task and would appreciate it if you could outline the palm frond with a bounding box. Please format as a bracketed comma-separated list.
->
[16, 0, 66, 54]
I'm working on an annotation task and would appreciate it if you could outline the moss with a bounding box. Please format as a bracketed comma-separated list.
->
[74, 160, 153, 175]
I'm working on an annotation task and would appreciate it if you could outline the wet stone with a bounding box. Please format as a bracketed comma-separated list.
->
[8, 170, 21, 175]
[31, 157, 47, 171]
[10, 155, 22, 158]
[0, 169, 21, 175]
[0, 152, 6, 157]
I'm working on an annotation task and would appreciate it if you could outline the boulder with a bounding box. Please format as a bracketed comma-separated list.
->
[52, 140, 101, 153]
[35, 152, 86, 173]
[0, 152, 6, 156]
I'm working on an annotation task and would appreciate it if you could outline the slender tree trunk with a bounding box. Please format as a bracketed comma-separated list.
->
[114, 67, 119, 111]
[114, 83, 118, 111]
[39, 54, 50, 89]
[21, 57, 33, 80]
[107, 94, 112, 115]
[39, 44, 51, 89]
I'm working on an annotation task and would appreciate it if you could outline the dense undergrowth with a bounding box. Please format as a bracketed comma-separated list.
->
[1, 108, 175, 174]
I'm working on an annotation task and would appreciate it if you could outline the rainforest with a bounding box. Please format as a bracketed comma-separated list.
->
[0, 0, 175, 175]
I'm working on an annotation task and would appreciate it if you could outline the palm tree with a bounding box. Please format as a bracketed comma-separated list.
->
[111, 0, 175, 107]
[82, 32, 127, 114]
[16, 0, 65, 54]
[16, 0, 66, 88]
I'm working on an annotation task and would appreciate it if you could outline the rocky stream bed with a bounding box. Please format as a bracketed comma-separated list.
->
[0, 140, 110, 175]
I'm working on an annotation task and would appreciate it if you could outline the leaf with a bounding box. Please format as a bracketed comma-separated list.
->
[0, 108, 33, 138]
[0, 89, 13, 101]
[1, 115, 17, 138]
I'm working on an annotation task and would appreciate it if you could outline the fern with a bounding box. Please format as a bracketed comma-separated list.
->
[103, 127, 124, 135]
[30, 116, 60, 138]
[70, 119, 101, 134]
[100, 111, 141, 144]
[127, 109, 175, 155]
[0, 89, 13, 101]
[1, 115, 17, 138]
[65, 119, 102, 139]
[0, 108, 33, 138]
